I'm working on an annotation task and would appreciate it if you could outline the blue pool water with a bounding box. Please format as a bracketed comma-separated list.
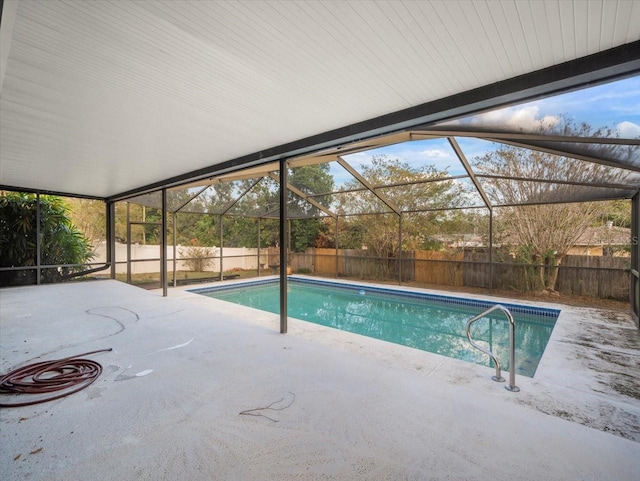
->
[193, 278, 559, 377]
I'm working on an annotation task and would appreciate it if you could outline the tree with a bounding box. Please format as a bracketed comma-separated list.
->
[475, 131, 631, 291]
[338, 155, 464, 258]
[598, 199, 631, 229]
[180, 165, 335, 251]
[112, 201, 154, 244]
[66, 198, 106, 243]
[288, 164, 335, 252]
[0, 192, 94, 286]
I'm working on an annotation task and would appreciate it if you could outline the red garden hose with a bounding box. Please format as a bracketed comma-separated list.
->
[0, 349, 112, 408]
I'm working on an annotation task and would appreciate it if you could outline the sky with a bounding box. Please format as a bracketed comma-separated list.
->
[329, 75, 640, 186]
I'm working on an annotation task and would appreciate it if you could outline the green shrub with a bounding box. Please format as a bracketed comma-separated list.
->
[179, 240, 214, 272]
[0, 192, 94, 286]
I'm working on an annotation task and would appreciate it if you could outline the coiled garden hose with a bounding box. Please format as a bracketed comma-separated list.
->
[0, 349, 112, 408]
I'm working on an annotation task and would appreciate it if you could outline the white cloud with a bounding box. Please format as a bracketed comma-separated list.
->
[440, 77, 640, 131]
[617, 121, 640, 139]
[466, 105, 560, 131]
[504, 106, 560, 130]
[421, 149, 449, 158]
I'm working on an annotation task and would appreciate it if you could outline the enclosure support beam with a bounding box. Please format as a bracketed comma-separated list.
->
[279, 159, 288, 334]
[489, 209, 494, 295]
[448, 137, 493, 210]
[107, 201, 116, 279]
[219, 215, 223, 282]
[337, 157, 401, 215]
[449, 136, 495, 295]
[257, 218, 261, 278]
[269, 172, 336, 218]
[398, 213, 402, 285]
[220, 177, 264, 215]
[476, 173, 636, 191]
[172, 213, 177, 288]
[484, 138, 640, 173]
[416, 129, 640, 145]
[174, 185, 210, 214]
[631, 191, 639, 328]
[36, 193, 41, 285]
[126, 202, 131, 285]
[161, 189, 168, 297]
[335, 215, 339, 278]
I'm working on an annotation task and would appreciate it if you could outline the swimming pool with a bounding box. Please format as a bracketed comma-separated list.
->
[192, 278, 559, 377]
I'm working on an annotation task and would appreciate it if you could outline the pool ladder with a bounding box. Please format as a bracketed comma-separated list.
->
[465, 305, 520, 392]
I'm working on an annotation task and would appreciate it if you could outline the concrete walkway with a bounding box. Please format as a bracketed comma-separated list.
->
[1, 280, 639, 480]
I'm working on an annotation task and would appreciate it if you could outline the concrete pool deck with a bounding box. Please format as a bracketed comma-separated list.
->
[1, 279, 639, 480]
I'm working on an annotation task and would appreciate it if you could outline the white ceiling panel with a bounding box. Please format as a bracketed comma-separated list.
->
[0, 0, 638, 198]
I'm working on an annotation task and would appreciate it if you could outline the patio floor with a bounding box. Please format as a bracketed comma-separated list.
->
[1, 279, 639, 480]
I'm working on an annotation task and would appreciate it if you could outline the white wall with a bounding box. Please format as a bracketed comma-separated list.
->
[93, 242, 270, 274]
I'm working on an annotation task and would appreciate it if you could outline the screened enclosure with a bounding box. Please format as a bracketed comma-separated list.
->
[102, 95, 639, 316]
[1, 79, 639, 327]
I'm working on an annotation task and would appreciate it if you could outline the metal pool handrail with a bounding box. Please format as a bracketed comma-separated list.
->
[465, 304, 520, 392]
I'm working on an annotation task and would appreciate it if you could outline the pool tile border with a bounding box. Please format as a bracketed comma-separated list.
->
[190, 276, 560, 321]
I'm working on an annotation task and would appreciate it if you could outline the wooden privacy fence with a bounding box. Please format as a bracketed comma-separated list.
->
[289, 248, 630, 301]
[460, 252, 630, 300]
[288, 248, 341, 275]
[316, 248, 343, 276]
[289, 248, 413, 280]
[557, 255, 630, 300]
[341, 249, 413, 281]
[414, 251, 463, 286]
